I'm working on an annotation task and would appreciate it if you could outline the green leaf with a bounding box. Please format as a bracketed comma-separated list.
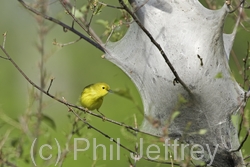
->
[215, 72, 223, 78]
[96, 19, 109, 28]
[72, 7, 83, 18]
[42, 114, 56, 130]
[80, 5, 87, 13]
[198, 129, 207, 135]
[171, 111, 180, 122]
[93, 4, 103, 15]
[178, 94, 187, 104]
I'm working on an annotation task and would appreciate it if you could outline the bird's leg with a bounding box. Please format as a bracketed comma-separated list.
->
[97, 109, 106, 121]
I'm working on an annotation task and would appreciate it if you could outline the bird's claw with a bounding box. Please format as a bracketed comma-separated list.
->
[102, 116, 106, 121]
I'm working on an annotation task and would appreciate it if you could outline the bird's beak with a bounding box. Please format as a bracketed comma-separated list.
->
[108, 89, 113, 93]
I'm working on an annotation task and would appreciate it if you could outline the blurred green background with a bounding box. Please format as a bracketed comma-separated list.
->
[0, 0, 249, 167]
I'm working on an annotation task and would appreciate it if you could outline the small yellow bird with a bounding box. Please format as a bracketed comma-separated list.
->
[80, 82, 111, 116]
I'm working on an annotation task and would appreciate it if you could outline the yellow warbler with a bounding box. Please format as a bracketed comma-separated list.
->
[80, 82, 111, 116]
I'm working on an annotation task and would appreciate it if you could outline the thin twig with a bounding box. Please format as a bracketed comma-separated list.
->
[47, 78, 54, 93]
[244, 155, 250, 160]
[0, 55, 9, 60]
[87, 9, 95, 30]
[17, 0, 105, 53]
[243, 42, 250, 91]
[98, 1, 124, 9]
[133, 114, 138, 136]
[118, 0, 192, 95]
[105, 25, 115, 44]
[0, 33, 9, 58]
[238, 42, 250, 137]
[231, 129, 249, 152]
[2, 32, 7, 48]
[0, 129, 13, 150]
[229, 0, 245, 13]
[53, 37, 81, 47]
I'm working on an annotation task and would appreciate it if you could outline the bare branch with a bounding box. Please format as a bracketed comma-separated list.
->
[0, 55, 8, 60]
[53, 37, 81, 47]
[46, 78, 54, 93]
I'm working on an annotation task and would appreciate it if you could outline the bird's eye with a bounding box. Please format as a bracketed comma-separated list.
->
[102, 86, 105, 89]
